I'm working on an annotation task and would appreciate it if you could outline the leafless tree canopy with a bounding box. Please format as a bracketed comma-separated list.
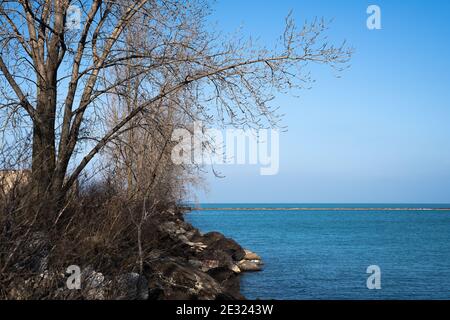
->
[0, 0, 352, 211]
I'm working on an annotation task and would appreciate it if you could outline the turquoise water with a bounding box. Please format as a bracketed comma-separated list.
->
[186, 204, 450, 300]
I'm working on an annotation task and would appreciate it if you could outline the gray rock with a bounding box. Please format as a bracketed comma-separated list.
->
[144, 258, 222, 300]
[82, 266, 107, 300]
[188, 259, 203, 269]
[14, 232, 49, 273]
[160, 221, 177, 233]
[199, 259, 220, 272]
[115, 273, 149, 300]
[175, 228, 186, 235]
[178, 234, 190, 243]
[244, 249, 262, 261]
[200, 232, 246, 261]
[237, 260, 262, 272]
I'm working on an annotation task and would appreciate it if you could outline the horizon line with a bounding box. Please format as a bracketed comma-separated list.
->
[190, 207, 450, 211]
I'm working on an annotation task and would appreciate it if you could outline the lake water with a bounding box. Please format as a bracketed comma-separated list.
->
[186, 204, 450, 300]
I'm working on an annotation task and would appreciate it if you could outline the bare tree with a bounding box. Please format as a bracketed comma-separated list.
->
[0, 0, 352, 214]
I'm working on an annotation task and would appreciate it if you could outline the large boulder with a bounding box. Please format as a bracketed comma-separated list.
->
[207, 267, 244, 300]
[196, 249, 234, 271]
[199, 232, 246, 261]
[144, 258, 223, 300]
[79, 267, 149, 300]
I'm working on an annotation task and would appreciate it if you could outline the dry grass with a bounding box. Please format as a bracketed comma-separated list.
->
[0, 179, 175, 299]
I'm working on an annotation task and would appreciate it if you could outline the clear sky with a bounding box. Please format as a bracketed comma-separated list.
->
[194, 0, 450, 204]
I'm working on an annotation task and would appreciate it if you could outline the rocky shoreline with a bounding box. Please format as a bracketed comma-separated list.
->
[145, 209, 263, 299]
[8, 208, 261, 300]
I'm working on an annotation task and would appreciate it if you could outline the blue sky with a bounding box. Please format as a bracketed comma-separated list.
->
[194, 0, 450, 204]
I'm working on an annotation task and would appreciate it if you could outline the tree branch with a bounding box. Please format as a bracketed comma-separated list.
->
[0, 55, 35, 119]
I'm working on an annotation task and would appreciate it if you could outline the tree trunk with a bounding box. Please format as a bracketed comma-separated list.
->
[30, 82, 59, 213]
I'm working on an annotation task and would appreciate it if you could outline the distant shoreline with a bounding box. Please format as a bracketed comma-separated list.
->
[190, 207, 450, 211]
